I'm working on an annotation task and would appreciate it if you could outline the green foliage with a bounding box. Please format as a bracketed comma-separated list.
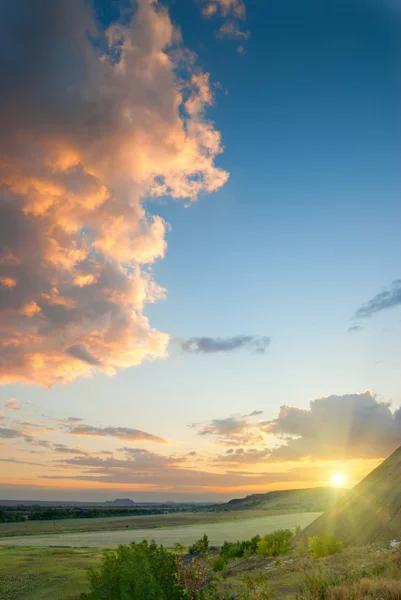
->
[0, 510, 25, 523]
[239, 572, 279, 600]
[257, 529, 293, 557]
[296, 541, 307, 556]
[220, 535, 261, 559]
[81, 540, 186, 600]
[174, 543, 185, 554]
[27, 507, 171, 520]
[298, 567, 340, 600]
[211, 556, 227, 572]
[220, 541, 243, 559]
[295, 525, 302, 536]
[189, 534, 209, 555]
[308, 533, 343, 558]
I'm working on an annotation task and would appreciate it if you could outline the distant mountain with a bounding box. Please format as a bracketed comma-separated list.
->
[104, 498, 136, 507]
[303, 446, 401, 545]
[210, 487, 346, 513]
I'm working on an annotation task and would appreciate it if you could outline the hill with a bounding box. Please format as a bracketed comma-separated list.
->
[104, 498, 136, 507]
[303, 446, 401, 545]
[210, 487, 346, 513]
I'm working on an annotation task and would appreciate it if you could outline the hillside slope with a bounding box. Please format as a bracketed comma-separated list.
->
[303, 446, 401, 545]
[212, 487, 346, 513]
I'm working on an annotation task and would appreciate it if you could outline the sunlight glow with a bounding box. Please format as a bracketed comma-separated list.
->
[331, 473, 345, 487]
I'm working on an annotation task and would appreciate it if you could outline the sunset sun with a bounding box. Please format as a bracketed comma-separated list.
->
[331, 473, 346, 487]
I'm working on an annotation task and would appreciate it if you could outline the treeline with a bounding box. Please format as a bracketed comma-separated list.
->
[26, 507, 175, 520]
[0, 510, 25, 523]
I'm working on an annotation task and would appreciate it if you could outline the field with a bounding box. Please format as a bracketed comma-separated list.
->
[1, 535, 400, 600]
[0, 512, 321, 548]
[0, 508, 308, 538]
[0, 546, 102, 600]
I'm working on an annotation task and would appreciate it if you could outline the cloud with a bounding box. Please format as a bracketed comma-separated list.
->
[348, 325, 363, 333]
[5, 398, 20, 410]
[214, 447, 271, 465]
[0, 0, 228, 386]
[200, 0, 249, 49]
[68, 424, 167, 444]
[193, 412, 264, 446]
[44, 448, 295, 488]
[202, 0, 246, 20]
[216, 22, 250, 40]
[192, 393, 401, 461]
[180, 335, 270, 354]
[264, 392, 401, 461]
[0, 457, 44, 467]
[0, 427, 24, 439]
[65, 344, 101, 366]
[354, 280, 401, 319]
[52, 444, 88, 455]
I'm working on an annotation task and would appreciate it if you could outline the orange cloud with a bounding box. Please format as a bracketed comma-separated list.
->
[0, 276, 16, 289]
[0, 0, 228, 386]
[203, 0, 246, 20]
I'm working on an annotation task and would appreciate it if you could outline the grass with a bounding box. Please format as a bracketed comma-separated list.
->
[0, 509, 312, 538]
[0, 512, 321, 548]
[1, 536, 400, 599]
[328, 578, 401, 600]
[209, 540, 401, 598]
[0, 546, 103, 600]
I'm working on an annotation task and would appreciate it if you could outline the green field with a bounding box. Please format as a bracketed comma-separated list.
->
[0, 508, 305, 538]
[0, 546, 102, 600]
[0, 512, 321, 548]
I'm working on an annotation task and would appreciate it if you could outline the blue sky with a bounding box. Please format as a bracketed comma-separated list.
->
[0, 0, 400, 500]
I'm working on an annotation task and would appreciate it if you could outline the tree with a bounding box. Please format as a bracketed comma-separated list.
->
[189, 534, 209, 555]
[256, 529, 293, 557]
[308, 533, 343, 558]
[81, 540, 186, 600]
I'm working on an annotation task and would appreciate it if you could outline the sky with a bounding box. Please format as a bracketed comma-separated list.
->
[0, 0, 400, 502]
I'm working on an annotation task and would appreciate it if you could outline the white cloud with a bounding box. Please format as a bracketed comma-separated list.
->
[0, 0, 228, 386]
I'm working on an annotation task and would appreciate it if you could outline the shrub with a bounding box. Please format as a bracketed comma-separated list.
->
[257, 529, 293, 557]
[239, 572, 280, 600]
[211, 556, 227, 572]
[298, 567, 341, 600]
[308, 533, 343, 559]
[327, 578, 401, 600]
[81, 540, 186, 600]
[189, 533, 209, 555]
[221, 541, 243, 559]
[220, 535, 262, 561]
[296, 542, 307, 556]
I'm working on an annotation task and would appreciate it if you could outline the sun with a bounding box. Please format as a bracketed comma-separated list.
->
[331, 473, 345, 487]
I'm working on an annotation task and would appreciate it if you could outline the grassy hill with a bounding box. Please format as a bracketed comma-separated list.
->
[210, 487, 346, 513]
[303, 446, 401, 545]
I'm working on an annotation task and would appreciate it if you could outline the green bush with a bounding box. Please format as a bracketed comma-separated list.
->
[220, 535, 261, 560]
[189, 533, 209, 555]
[220, 541, 243, 559]
[211, 556, 227, 572]
[173, 542, 184, 554]
[81, 540, 186, 600]
[257, 529, 293, 557]
[296, 541, 307, 556]
[308, 533, 343, 558]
